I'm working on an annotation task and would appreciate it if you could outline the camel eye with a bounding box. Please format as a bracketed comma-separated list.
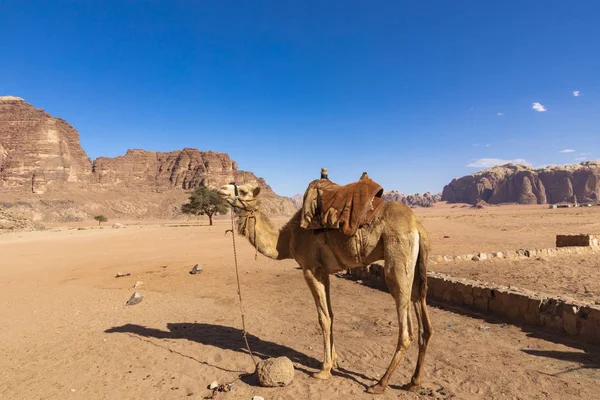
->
[239, 190, 247, 196]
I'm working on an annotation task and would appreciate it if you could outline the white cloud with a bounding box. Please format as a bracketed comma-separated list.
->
[573, 90, 580, 97]
[559, 149, 575, 153]
[485, 144, 492, 147]
[497, 112, 504, 116]
[472, 143, 479, 147]
[575, 157, 588, 161]
[532, 102, 547, 112]
[467, 158, 529, 168]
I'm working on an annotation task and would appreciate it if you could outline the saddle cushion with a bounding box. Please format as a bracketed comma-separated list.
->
[300, 174, 385, 236]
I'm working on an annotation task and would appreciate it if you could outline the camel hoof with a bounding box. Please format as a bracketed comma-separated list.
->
[311, 370, 332, 380]
[366, 383, 386, 394]
[403, 382, 420, 392]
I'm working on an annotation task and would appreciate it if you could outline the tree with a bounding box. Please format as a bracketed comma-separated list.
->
[94, 215, 108, 226]
[181, 186, 230, 226]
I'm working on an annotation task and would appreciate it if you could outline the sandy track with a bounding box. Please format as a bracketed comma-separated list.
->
[2, 220, 599, 399]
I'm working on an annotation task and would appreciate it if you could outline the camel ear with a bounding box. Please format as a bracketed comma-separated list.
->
[252, 186, 261, 197]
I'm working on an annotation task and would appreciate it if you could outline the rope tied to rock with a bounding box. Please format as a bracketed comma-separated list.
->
[230, 209, 258, 370]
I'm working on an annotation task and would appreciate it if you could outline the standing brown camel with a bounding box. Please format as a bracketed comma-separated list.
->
[218, 183, 433, 394]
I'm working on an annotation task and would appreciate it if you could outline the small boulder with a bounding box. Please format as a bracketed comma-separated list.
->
[256, 356, 294, 387]
[115, 272, 131, 278]
[208, 381, 218, 390]
[125, 291, 143, 306]
[189, 264, 203, 275]
[251, 397, 265, 400]
[112, 222, 125, 229]
[133, 281, 144, 289]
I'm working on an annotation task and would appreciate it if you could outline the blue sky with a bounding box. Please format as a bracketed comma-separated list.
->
[1, 1, 599, 196]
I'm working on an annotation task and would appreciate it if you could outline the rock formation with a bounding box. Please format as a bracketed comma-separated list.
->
[0, 96, 92, 193]
[290, 194, 303, 209]
[442, 163, 600, 205]
[382, 191, 441, 207]
[0, 97, 295, 219]
[93, 148, 263, 190]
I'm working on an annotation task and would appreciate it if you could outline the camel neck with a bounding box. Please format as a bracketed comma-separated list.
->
[235, 208, 292, 260]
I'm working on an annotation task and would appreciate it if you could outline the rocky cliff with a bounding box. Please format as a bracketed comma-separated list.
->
[0, 96, 92, 193]
[0, 97, 295, 218]
[91, 148, 295, 215]
[442, 162, 600, 205]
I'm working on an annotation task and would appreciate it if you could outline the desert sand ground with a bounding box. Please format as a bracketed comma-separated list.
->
[1, 204, 600, 399]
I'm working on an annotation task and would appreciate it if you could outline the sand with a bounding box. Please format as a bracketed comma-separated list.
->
[1, 205, 600, 399]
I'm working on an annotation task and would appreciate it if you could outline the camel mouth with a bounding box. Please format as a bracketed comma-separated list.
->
[217, 187, 239, 208]
[217, 187, 231, 199]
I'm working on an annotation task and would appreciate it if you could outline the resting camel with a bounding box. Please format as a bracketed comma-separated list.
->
[218, 183, 433, 394]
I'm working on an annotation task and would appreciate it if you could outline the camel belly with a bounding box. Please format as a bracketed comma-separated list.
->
[315, 228, 384, 272]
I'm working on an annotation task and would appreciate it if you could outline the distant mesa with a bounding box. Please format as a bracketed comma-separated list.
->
[289, 190, 441, 209]
[381, 191, 441, 208]
[442, 162, 600, 205]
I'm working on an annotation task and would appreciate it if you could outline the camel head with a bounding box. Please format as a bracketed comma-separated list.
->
[218, 183, 261, 211]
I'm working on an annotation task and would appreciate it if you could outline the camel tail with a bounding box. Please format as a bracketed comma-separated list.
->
[414, 226, 429, 300]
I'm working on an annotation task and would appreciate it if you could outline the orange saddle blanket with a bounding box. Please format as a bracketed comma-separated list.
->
[300, 173, 386, 236]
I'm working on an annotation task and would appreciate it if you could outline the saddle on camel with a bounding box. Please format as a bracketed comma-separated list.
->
[300, 168, 386, 236]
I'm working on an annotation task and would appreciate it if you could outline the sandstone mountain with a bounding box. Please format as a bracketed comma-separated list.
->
[0, 96, 92, 193]
[381, 191, 442, 207]
[442, 162, 600, 205]
[0, 96, 296, 224]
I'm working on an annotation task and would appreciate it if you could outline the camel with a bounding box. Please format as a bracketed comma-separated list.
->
[218, 183, 433, 394]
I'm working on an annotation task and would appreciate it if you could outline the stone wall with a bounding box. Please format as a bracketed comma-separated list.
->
[346, 266, 600, 344]
[429, 237, 599, 265]
[556, 234, 599, 248]
[426, 273, 600, 344]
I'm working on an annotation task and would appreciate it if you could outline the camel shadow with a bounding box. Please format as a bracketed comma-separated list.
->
[105, 322, 373, 388]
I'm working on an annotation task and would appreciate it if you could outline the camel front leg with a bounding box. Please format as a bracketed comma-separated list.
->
[303, 267, 333, 379]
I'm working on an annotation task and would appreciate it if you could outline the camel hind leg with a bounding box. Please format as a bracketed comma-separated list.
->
[407, 297, 433, 389]
[367, 231, 419, 394]
[324, 276, 340, 369]
[408, 221, 433, 389]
